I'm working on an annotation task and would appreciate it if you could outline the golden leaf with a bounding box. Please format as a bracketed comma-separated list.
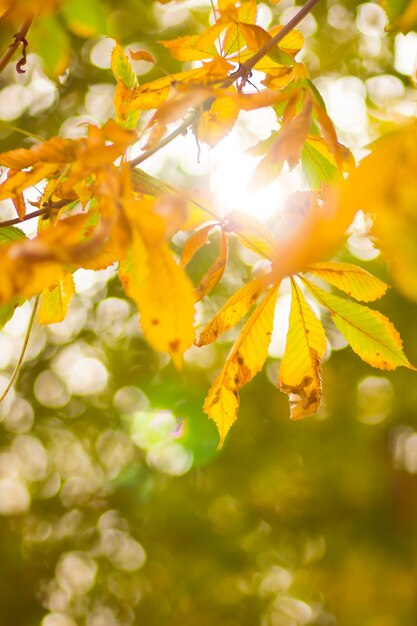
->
[111, 42, 138, 89]
[250, 94, 312, 188]
[342, 124, 417, 302]
[181, 222, 218, 267]
[233, 87, 297, 111]
[279, 278, 326, 419]
[268, 26, 304, 55]
[306, 262, 388, 302]
[195, 231, 229, 300]
[196, 275, 268, 346]
[151, 86, 214, 126]
[0, 245, 65, 306]
[159, 25, 223, 61]
[127, 66, 219, 111]
[119, 182, 196, 367]
[60, 120, 136, 194]
[237, 22, 271, 49]
[197, 94, 240, 147]
[0, 137, 82, 170]
[123, 235, 196, 369]
[11, 190, 26, 221]
[38, 272, 75, 324]
[225, 210, 278, 260]
[204, 282, 279, 447]
[222, 0, 258, 55]
[0, 163, 60, 201]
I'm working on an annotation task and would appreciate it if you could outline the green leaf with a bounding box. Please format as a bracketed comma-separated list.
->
[302, 141, 339, 189]
[31, 16, 71, 77]
[305, 78, 327, 110]
[384, 0, 413, 31]
[0, 226, 27, 247]
[267, 48, 296, 67]
[0, 302, 17, 331]
[61, 0, 108, 38]
[302, 278, 414, 370]
[111, 43, 138, 90]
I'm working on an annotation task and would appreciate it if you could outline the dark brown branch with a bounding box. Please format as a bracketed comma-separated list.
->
[0, 208, 48, 228]
[0, 18, 33, 76]
[0, 199, 74, 229]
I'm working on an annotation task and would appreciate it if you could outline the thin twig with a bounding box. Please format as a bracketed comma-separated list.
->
[128, 0, 321, 172]
[0, 294, 39, 404]
[129, 109, 199, 169]
[226, 0, 321, 85]
[0, 208, 49, 228]
[0, 18, 33, 76]
[0, 199, 74, 229]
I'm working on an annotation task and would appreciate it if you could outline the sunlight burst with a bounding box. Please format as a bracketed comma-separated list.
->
[209, 131, 305, 223]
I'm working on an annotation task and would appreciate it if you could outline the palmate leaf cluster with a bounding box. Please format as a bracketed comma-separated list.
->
[0, 0, 416, 447]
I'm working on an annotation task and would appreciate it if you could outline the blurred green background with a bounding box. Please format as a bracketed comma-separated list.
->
[1, 1, 417, 625]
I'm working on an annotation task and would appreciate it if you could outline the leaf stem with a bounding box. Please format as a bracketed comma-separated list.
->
[0, 18, 33, 76]
[0, 294, 39, 404]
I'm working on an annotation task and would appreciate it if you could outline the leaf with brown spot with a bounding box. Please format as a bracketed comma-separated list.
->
[127, 238, 196, 368]
[196, 275, 269, 346]
[204, 283, 279, 447]
[279, 278, 326, 419]
[119, 190, 196, 368]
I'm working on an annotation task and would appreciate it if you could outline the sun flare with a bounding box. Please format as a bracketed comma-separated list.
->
[209, 130, 305, 223]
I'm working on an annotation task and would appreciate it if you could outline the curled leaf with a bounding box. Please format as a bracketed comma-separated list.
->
[195, 231, 228, 300]
[181, 222, 218, 267]
[196, 275, 268, 346]
[129, 49, 155, 63]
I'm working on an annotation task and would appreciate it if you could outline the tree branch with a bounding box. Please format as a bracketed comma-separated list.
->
[129, 0, 321, 172]
[0, 208, 48, 228]
[0, 18, 33, 76]
[227, 0, 321, 84]
[129, 109, 199, 169]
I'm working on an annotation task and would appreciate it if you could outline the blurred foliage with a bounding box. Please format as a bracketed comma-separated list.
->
[1, 1, 417, 626]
